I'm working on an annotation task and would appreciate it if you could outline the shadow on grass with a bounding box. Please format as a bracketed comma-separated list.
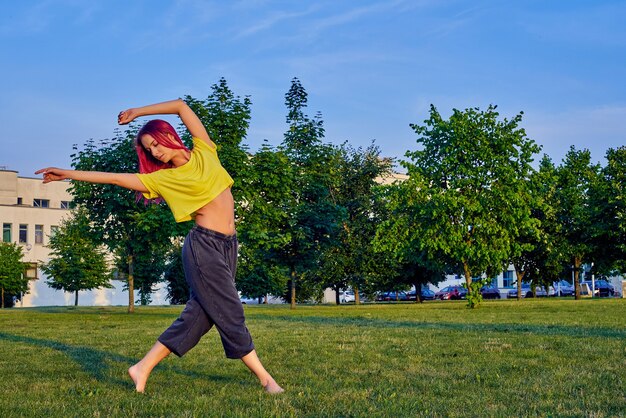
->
[247, 314, 626, 340]
[0, 332, 229, 389]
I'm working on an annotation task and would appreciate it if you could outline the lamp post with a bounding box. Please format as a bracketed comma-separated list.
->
[591, 262, 595, 298]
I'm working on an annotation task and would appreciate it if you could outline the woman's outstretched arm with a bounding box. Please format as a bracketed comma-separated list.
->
[35, 167, 148, 192]
[117, 98, 214, 147]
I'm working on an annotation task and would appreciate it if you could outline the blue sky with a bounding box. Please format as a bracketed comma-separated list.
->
[1, 0, 625, 177]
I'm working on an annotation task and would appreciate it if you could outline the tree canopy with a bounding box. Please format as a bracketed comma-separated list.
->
[41, 208, 111, 306]
[399, 105, 541, 306]
[0, 242, 28, 308]
[62, 77, 624, 308]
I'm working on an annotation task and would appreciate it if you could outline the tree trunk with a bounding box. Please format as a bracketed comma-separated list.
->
[354, 284, 360, 305]
[514, 267, 525, 301]
[1, 287, 4, 309]
[414, 281, 422, 303]
[264, 295, 268, 304]
[290, 269, 296, 310]
[463, 262, 472, 289]
[74, 290, 79, 306]
[573, 256, 582, 300]
[128, 255, 135, 313]
[335, 285, 340, 305]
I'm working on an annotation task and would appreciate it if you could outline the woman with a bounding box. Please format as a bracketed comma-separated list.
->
[36, 99, 283, 394]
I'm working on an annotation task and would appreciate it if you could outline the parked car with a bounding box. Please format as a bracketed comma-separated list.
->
[407, 288, 436, 301]
[376, 291, 409, 301]
[340, 290, 356, 303]
[581, 280, 615, 297]
[507, 284, 548, 298]
[480, 286, 501, 299]
[239, 292, 259, 304]
[434, 286, 467, 300]
[552, 280, 575, 297]
[507, 284, 528, 298]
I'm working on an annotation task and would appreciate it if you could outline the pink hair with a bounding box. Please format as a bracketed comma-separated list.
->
[135, 119, 189, 174]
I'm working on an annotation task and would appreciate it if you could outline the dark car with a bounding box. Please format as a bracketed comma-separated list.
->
[376, 291, 408, 302]
[434, 285, 467, 300]
[480, 286, 501, 299]
[581, 280, 615, 297]
[407, 288, 436, 301]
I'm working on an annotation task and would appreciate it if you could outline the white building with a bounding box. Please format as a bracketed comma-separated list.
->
[0, 169, 167, 307]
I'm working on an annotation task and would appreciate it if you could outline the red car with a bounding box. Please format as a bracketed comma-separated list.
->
[434, 285, 467, 300]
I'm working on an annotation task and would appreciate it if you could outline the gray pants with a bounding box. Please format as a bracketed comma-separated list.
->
[158, 225, 254, 359]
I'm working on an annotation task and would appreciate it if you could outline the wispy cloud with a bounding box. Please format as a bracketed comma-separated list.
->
[0, 0, 106, 35]
[126, 0, 225, 51]
[420, 5, 488, 39]
[308, 0, 411, 32]
[234, 6, 319, 39]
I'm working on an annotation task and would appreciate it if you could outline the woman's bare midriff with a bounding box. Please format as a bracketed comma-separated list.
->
[193, 188, 236, 235]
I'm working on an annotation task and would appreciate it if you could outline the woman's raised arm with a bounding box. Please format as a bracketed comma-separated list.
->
[35, 167, 148, 192]
[117, 98, 214, 147]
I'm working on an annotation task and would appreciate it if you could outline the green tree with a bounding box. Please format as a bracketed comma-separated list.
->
[374, 178, 448, 303]
[40, 208, 110, 306]
[318, 142, 392, 304]
[112, 207, 177, 306]
[237, 142, 293, 302]
[403, 105, 540, 307]
[590, 147, 626, 276]
[71, 129, 186, 312]
[555, 147, 601, 299]
[163, 242, 187, 305]
[279, 78, 344, 308]
[0, 242, 28, 309]
[510, 156, 562, 300]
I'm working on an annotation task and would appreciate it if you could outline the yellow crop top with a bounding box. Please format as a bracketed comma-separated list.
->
[136, 137, 234, 222]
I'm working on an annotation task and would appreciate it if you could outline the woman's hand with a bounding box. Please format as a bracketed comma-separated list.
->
[35, 167, 69, 183]
[118, 108, 139, 125]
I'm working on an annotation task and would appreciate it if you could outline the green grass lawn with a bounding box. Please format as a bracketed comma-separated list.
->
[0, 299, 624, 417]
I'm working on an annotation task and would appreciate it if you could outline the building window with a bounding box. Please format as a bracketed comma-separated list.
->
[35, 225, 44, 244]
[25, 262, 38, 279]
[503, 270, 515, 288]
[2, 223, 11, 242]
[19, 224, 28, 243]
[17, 197, 23, 205]
[33, 199, 50, 208]
[50, 225, 59, 236]
[60, 200, 73, 209]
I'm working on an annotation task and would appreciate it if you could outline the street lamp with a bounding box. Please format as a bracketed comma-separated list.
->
[591, 262, 595, 298]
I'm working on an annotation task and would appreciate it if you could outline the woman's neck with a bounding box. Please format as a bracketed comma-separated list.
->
[171, 149, 191, 167]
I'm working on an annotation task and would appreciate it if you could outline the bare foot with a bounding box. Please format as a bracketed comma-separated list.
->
[128, 364, 148, 393]
[263, 378, 284, 394]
